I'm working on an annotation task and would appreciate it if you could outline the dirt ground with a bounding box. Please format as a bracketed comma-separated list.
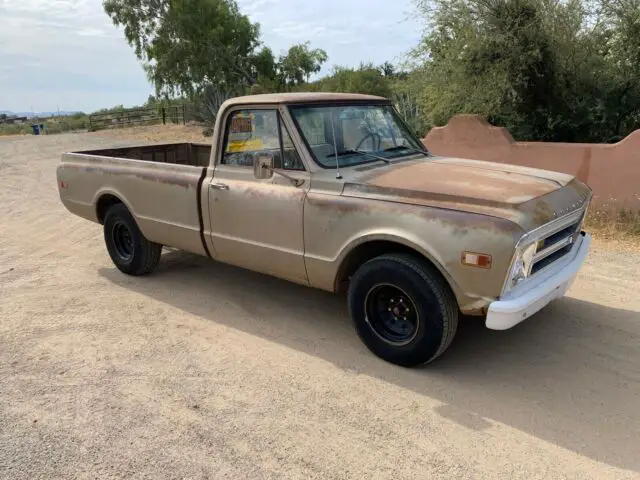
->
[1, 128, 639, 480]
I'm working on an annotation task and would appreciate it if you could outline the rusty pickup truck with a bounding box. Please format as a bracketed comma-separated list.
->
[57, 92, 592, 366]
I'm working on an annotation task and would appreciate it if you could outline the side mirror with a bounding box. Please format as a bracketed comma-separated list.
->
[254, 154, 274, 180]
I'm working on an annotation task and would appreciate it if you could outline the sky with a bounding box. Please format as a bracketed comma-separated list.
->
[0, 0, 422, 113]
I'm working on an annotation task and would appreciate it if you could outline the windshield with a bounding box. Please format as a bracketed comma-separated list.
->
[289, 104, 429, 168]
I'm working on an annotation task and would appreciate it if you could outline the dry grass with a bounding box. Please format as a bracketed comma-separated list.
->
[585, 206, 640, 251]
[0, 115, 89, 136]
[0, 124, 29, 136]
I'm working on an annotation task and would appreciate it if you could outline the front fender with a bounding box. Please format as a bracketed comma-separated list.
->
[303, 192, 522, 312]
[333, 229, 460, 295]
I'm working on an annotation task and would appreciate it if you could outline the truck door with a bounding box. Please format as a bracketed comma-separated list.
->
[206, 107, 311, 285]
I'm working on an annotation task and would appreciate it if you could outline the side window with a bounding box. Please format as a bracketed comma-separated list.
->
[278, 117, 305, 171]
[222, 109, 280, 167]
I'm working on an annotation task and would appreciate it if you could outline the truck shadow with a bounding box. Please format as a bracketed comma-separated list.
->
[99, 249, 640, 473]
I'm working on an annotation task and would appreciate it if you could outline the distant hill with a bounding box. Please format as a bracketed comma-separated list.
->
[0, 110, 83, 118]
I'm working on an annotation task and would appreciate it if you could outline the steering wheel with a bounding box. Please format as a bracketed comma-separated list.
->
[355, 132, 382, 151]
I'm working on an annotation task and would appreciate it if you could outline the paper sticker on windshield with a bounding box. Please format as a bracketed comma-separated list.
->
[227, 138, 264, 152]
[230, 115, 253, 134]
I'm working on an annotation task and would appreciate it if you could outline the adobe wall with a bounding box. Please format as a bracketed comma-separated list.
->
[422, 114, 640, 208]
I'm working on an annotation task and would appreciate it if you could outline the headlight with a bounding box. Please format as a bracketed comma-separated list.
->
[504, 242, 537, 293]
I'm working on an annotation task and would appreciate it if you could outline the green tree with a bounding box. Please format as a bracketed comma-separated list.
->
[103, 0, 263, 97]
[144, 95, 157, 107]
[596, 0, 640, 140]
[251, 46, 277, 82]
[278, 42, 328, 86]
[198, 84, 233, 135]
[391, 69, 430, 136]
[379, 61, 396, 77]
[92, 104, 127, 114]
[412, 0, 640, 142]
[306, 63, 393, 98]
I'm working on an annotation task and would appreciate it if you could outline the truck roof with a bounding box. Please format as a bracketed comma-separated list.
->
[221, 92, 390, 107]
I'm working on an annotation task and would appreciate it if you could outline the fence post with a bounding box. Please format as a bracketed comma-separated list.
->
[183, 104, 186, 125]
[162, 107, 166, 125]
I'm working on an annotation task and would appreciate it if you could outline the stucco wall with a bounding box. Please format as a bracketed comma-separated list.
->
[423, 114, 640, 208]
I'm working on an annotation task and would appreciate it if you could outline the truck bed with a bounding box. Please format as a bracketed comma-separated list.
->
[80, 142, 212, 167]
[57, 142, 212, 258]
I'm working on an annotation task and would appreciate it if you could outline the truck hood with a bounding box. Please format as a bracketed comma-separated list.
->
[344, 156, 591, 231]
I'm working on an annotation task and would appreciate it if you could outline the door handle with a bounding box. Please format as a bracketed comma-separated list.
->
[210, 183, 229, 191]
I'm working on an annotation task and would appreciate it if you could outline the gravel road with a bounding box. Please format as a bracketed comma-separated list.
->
[1, 130, 639, 479]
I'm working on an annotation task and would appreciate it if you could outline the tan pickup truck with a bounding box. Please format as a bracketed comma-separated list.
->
[57, 92, 592, 366]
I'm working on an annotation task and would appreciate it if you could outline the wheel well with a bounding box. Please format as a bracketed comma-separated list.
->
[96, 194, 123, 224]
[335, 240, 441, 293]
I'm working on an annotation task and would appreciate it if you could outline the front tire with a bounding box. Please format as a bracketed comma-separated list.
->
[347, 253, 458, 367]
[103, 203, 162, 276]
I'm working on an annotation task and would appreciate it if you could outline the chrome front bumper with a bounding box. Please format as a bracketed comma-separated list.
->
[485, 232, 591, 330]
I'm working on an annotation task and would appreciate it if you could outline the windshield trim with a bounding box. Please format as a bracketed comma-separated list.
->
[287, 102, 430, 170]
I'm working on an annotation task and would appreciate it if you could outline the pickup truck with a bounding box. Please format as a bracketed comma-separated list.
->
[57, 92, 592, 367]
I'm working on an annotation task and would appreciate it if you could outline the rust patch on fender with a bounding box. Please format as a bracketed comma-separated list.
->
[306, 191, 523, 241]
[69, 163, 201, 189]
[305, 192, 397, 217]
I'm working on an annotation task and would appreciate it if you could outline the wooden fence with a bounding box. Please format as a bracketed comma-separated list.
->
[88, 105, 195, 131]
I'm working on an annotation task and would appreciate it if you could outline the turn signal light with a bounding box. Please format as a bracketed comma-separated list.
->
[461, 251, 492, 269]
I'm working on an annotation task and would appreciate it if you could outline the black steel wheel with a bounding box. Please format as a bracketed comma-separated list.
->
[103, 203, 162, 276]
[348, 253, 459, 367]
[111, 220, 135, 262]
[365, 284, 419, 345]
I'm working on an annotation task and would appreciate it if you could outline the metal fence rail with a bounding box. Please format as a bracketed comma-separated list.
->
[88, 105, 192, 131]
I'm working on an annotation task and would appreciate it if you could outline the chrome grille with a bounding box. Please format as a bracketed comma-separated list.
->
[500, 191, 591, 296]
[529, 209, 586, 276]
[531, 242, 575, 275]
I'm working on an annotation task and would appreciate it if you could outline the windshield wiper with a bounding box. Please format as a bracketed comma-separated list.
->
[383, 145, 430, 157]
[326, 149, 390, 164]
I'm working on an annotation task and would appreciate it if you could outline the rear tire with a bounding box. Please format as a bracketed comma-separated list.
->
[103, 203, 162, 276]
[347, 253, 458, 367]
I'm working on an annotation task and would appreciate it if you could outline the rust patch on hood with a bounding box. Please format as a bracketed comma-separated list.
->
[359, 158, 564, 206]
[346, 157, 589, 230]
[432, 157, 574, 186]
